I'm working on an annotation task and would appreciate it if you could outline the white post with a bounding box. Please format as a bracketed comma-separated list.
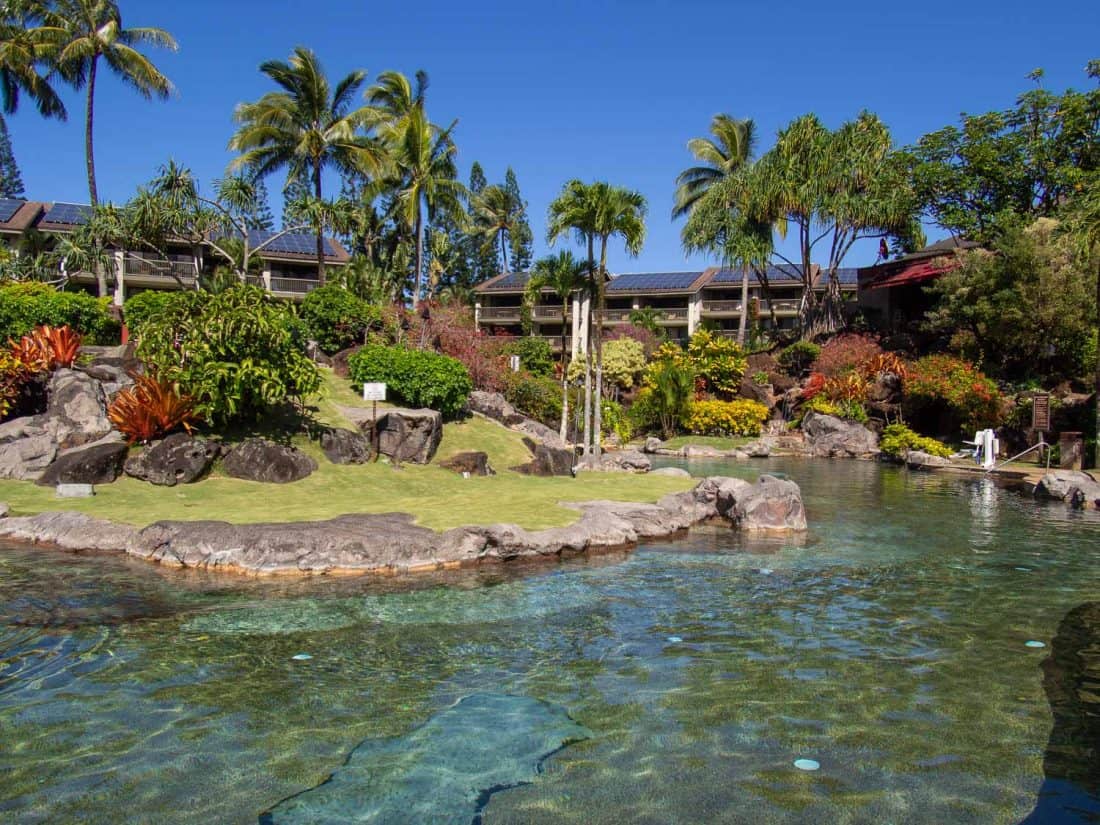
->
[113, 250, 125, 307]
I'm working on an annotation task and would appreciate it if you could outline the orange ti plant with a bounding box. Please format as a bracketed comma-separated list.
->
[108, 373, 200, 444]
[10, 325, 83, 371]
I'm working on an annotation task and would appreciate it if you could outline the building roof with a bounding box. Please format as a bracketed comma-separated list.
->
[0, 199, 46, 233]
[857, 237, 979, 290]
[475, 271, 534, 292]
[707, 265, 808, 286]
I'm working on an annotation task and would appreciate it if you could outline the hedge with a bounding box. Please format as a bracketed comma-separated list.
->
[348, 344, 472, 419]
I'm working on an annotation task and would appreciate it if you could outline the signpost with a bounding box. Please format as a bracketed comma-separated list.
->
[363, 383, 386, 462]
[1031, 392, 1051, 468]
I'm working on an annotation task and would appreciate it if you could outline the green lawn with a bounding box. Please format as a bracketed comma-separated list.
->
[0, 372, 694, 532]
[658, 435, 754, 451]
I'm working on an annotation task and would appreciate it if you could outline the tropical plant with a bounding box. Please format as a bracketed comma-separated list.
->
[524, 250, 587, 439]
[676, 113, 761, 343]
[348, 343, 471, 419]
[548, 180, 646, 460]
[0, 281, 117, 342]
[229, 47, 383, 280]
[502, 336, 553, 377]
[777, 341, 820, 375]
[469, 184, 522, 273]
[648, 360, 695, 439]
[879, 423, 953, 459]
[14, 323, 81, 368]
[299, 284, 380, 355]
[0, 11, 67, 120]
[813, 333, 884, 377]
[903, 354, 1003, 434]
[503, 369, 562, 428]
[368, 71, 464, 304]
[107, 372, 198, 444]
[134, 284, 321, 425]
[23, 0, 176, 206]
[685, 398, 769, 437]
[686, 329, 747, 398]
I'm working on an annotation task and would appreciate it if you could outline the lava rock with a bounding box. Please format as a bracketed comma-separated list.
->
[731, 474, 808, 531]
[651, 466, 692, 478]
[468, 390, 525, 426]
[513, 437, 575, 476]
[375, 409, 443, 465]
[643, 436, 664, 454]
[330, 346, 362, 379]
[742, 439, 772, 458]
[222, 438, 317, 483]
[37, 437, 128, 487]
[801, 411, 880, 459]
[319, 427, 374, 465]
[439, 451, 494, 476]
[578, 450, 651, 474]
[124, 433, 220, 486]
[905, 449, 951, 469]
[1035, 470, 1100, 510]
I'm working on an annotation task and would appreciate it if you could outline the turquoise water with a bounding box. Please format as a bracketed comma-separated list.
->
[1, 458, 1098, 823]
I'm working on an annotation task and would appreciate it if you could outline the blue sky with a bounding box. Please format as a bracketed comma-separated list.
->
[6, 0, 1099, 273]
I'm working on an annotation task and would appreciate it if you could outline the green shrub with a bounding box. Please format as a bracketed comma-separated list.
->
[300, 285, 380, 355]
[686, 329, 747, 398]
[502, 337, 554, 377]
[880, 423, 953, 459]
[601, 398, 633, 442]
[602, 338, 646, 391]
[778, 341, 820, 374]
[685, 398, 769, 437]
[503, 369, 561, 426]
[0, 282, 118, 344]
[123, 290, 181, 337]
[348, 344, 472, 419]
[135, 284, 320, 426]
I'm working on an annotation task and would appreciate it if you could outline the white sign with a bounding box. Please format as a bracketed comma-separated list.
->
[362, 382, 387, 401]
[509, 355, 521, 372]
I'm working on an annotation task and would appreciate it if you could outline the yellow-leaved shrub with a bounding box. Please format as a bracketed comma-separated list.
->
[685, 399, 769, 437]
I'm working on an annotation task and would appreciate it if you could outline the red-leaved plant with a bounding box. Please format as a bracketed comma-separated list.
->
[11, 325, 82, 370]
[107, 373, 200, 444]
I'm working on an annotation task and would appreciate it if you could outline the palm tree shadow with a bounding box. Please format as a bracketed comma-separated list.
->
[1019, 602, 1100, 823]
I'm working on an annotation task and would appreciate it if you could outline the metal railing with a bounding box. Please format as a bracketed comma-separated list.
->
[602, 309, 634, 323]
[124, 254, 197, 282]
[702, 300, 744, 314]
[657, 308, 689, 322]
[532, 305, 569, 319]
[479, 306, 523, 321]
[269, 276, 320, 295]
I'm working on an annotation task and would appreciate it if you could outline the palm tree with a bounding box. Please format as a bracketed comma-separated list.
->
[675, 113, 758, 343]
[673, 114, 757, 220]
[470, 184, 520, 273]
[229, 46, 383, 281]
[525, 251, 587, 440]
[32, 0, 176, 207]
[0, 13, 67, 120]
[548, 180, 646, 462]
[382, 105, 464, 305]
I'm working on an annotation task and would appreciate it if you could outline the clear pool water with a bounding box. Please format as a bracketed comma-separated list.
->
[1, 458, 1098, 823]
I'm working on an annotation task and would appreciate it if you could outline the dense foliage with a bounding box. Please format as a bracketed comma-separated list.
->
[686, 330, 747, 397]
[812, 333, 883, 378]
[502, 370, 562, 427]
[685, 398, 769, 437]
[777, 341, 820, 374]
[502, 336, 554, 378]
[123, 291, 179, 338]
[879, 423, 953, 459]
[924, 219, 1095, 380]
[904, 354, 1003, 433]
[0, 283, 118, 344]
[134, 285, 320, 425]
[348, 344, 472, 419]
[299, 285, 381, 355]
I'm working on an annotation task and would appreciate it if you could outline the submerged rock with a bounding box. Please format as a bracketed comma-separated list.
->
[730, 474, 808, 531]
[651, 467, 691, 478]
[222, 439, 317, 484]
[1035, 470, 1100, 510]
[905, 449, 951, 469]
[124, 433, 220, 486]
[260, 693, 590, 825]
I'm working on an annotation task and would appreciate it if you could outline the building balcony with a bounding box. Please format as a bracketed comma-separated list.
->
[531, 305, 570, 320]
[124, 254, 198, 287]
[656, 308, 689, 325]
[701, 300, 744, 316]
[601, 309, 634, 324]
[269, 276, 320, 298]
[479, 306, 523, 322]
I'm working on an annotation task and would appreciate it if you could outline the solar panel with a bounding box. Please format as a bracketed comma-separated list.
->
[45, 202, 92, 225]
[484, 272, 531, 290]
[607, 271, 702, 292]
[249, 230, 334, 257]
[833, 268, 860, 285]
[711, 266, 803, 285]
[0, 197, 24, 223]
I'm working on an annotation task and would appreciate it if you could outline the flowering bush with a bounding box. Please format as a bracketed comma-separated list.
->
[685, 398, 769, 437]
[880, 423, 953, 459]
[813, 333, 883, 377]
[904, 354, 1003, 432]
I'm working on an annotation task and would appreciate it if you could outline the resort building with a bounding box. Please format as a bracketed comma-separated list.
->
[0, 196, 350, 304]
[474, 264, 859, 355]
[856, 237, 979, 331]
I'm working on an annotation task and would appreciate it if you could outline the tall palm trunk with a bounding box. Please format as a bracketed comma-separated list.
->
[559, 299, 569, 442]
[592, 237, 608, 463]
[413, 203, 424, 305]
[582, 235, 595, 461]
[85, 55, 109, 299]
[737, 265, 749, 345]
[499, 230, 509, 273]
[313, 156, 326, 283]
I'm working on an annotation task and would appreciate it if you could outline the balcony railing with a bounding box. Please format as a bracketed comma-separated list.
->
[269, 276, 320, 295]
[124, 254, 198, 283]
[479, 306, 523, 321]
[701, 300, 744, 314]
[602, 309, 634, 323]
[531, 305, 569, 320]
[656, 308, 689, 323]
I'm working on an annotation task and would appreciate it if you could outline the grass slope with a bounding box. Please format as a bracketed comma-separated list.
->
[0, 371, 693, 532]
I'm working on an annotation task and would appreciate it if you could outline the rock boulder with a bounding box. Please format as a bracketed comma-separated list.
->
[513, 437, 575, 477]
[439, 451, 494, 476]
[905, 449, 951, 469]
[731, 474, 808, 531]
[468, 390, 525, 426]
[801, 411, 880, 459]
[222, 438, 317, 483]
[124, 433, 220, 486]
[319, 427, 374, 465]
[375, 409, 443, 464]
[1035, 470, 1100, 510]
[36, 437, 128, 487]
[643, 436, 663, 454]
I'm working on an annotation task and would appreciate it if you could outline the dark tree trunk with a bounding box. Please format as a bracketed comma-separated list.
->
[85, 56, 99, 207]
[413, 205, 424, 306]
